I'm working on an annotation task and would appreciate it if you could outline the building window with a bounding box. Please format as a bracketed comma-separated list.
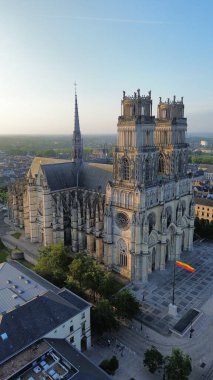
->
[120, 253, 127, 267]
[70, 336, 74, 344]
[81, 321, 86, 335]
[70, 325, 73, 333]
[81, 312, 85, 319]
[115, 212, 130, 230]
[202, 212, 204, 216]
[117, 239, 128, 267]
[121, 157, 130, 180]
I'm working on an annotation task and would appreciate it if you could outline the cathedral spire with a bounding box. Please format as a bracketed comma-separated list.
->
[72, 83, 83, 164]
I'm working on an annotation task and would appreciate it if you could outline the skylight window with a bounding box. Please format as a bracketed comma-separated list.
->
[1, 333, 8, 341]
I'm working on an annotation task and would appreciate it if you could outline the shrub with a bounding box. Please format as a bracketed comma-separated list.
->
[100, 356, 119, 375]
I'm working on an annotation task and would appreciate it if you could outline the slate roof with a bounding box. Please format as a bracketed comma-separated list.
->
[41, 162, 77, 191]
[58, 288, 90, 310]
[79, 163, 113, 193]
[0, 290, 90, 365]
[46, 338, 111, 380]
[40, 161, 113, 193]
[29, 157, 70, 178]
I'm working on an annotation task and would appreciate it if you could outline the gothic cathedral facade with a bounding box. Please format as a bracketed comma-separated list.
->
[8, 89, 194, 283]
[104, 90, 194, 282]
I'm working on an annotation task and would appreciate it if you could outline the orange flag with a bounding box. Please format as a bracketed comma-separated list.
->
[176, 261, 196, 272]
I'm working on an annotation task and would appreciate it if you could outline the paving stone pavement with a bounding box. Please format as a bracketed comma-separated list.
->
[86, 240, 213, 380]
[128, 240, 213, 335]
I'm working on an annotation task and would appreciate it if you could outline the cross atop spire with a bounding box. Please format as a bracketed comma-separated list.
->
[74, 81, 77, 95]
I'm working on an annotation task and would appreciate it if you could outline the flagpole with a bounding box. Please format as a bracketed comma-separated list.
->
[168, 246, 178, 317]
[172, 255, 176, 305]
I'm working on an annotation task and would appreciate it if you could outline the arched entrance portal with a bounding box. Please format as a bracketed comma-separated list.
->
[165, 243, 169, 263]
[181, 230, 185, 252]
[152, 247, 156, 271]
[81, 336, 87, 352]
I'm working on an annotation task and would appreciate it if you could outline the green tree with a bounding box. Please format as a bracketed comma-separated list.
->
[68, 253, 94, 288]
[91, 299, 118, 335]
[83, 263, 104, 301]
[65, 276, 86, 298]
[0, 188, 8, 204]
[113, 289, 140, 319]
[35, 242, 71, 286]
[165, 348, 192, 380]
[100, 356, 119, 375]
[98, 272, 122, 299]
[143, 346, 164, 374]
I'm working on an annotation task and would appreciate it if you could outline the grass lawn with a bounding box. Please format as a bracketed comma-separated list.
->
[0, 239, 10, 263]
[11, 232, 22, 239]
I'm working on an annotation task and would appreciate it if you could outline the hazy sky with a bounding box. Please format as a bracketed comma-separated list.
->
[0, 0, 212, 135]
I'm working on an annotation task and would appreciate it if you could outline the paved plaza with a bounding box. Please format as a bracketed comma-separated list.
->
[130, 240, 213, 335]
[86, 241, 213, 380]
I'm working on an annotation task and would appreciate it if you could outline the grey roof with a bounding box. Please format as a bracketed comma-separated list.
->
[41, 162, 77, 191]
[58, 288, 90, 310]
[0, 262, 47, 314]
[8, 261, 59, 293]
[0, 290, 90, 364]
[79, 163, 113, 193]
[46, 338, 111, 380]
[41, 161, 113, 193]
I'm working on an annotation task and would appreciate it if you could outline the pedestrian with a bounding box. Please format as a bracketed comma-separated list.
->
[140, 323, 143, 331]
[142, 294, 145, 301]
[107, 339, 111, 347]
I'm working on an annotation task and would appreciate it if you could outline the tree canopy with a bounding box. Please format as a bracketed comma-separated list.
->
[165, 348, 192, 380]
[144, 346, 192, 380]
[34, 242, 71, 286]
[194, 217, 213, 239]
[143, 346, 164, 374]
[112, 289, 140, 319]
[91, 299, 118, 335]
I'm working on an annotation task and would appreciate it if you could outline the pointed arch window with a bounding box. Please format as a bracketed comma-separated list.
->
[145, 157, 150, 181]
[118, 239, 128, 267]
[158, 154, 165, 174]
[121, 157, 130, 180]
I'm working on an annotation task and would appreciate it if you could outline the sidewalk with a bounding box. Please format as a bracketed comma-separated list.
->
[2, 217, 42, 262]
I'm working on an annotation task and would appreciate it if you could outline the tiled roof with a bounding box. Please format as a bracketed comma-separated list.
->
[195, 197, 213, 207]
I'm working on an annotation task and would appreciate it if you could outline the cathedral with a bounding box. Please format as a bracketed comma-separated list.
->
[8, 89, 195, 282]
